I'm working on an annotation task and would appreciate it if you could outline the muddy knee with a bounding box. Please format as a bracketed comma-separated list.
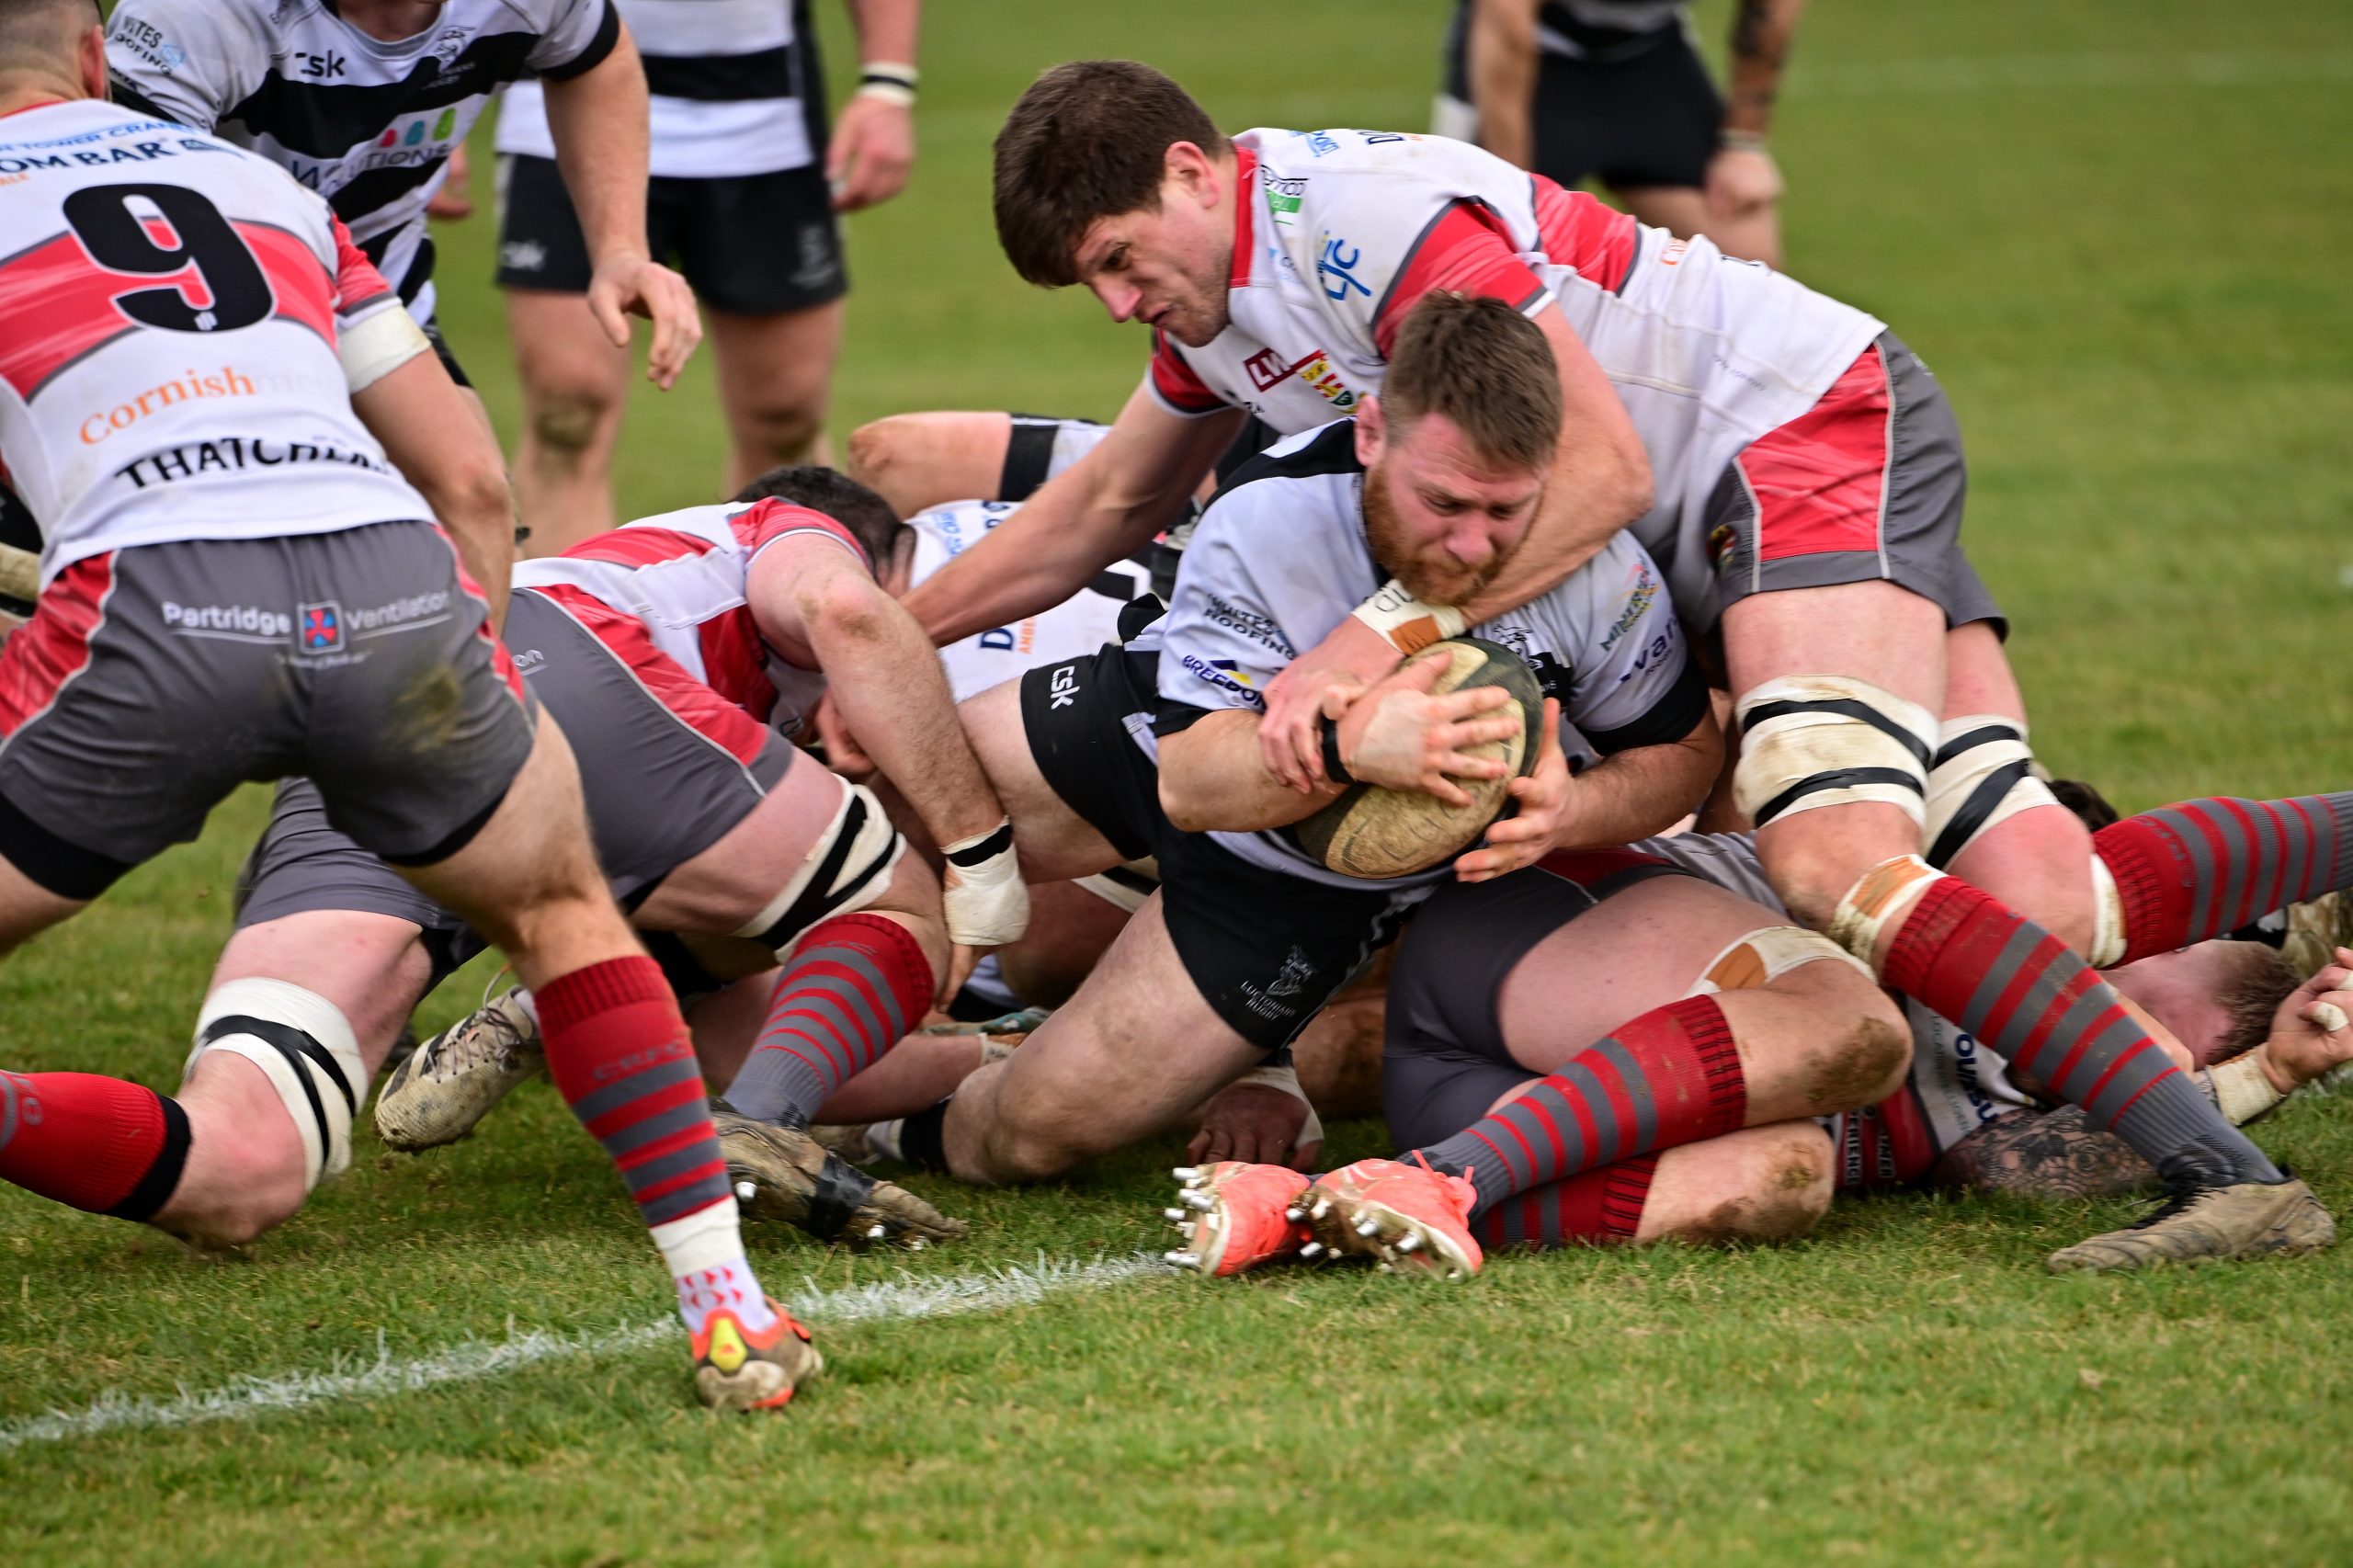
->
[1646, 1125, 1835, 1247]
[528, 390, 611, 458]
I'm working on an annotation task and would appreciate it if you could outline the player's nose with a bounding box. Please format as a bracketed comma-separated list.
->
[1090, 278, 1144, 324]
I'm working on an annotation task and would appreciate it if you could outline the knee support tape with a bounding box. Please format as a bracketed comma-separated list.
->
[184, 978, 366, 1190]
[735, 781, 904, 952]
[1733, 676, 1937, 830]
[1924, 715, 2060, 868]
[1688, 925, 1872, 995]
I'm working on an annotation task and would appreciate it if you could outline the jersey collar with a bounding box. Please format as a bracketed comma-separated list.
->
[1229, 143, 1258, 289]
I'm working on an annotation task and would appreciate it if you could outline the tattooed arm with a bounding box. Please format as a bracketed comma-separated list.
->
[1929, 1108, 2159, 1201]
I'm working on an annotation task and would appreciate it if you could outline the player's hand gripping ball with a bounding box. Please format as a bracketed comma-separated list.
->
[1293, 637, 1543, 878]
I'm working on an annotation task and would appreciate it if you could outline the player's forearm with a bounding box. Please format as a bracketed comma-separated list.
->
[543, 28, 654, 267]
[1723, 0, 1808, 138]
[1551, 722, 1720, 851]
[811, 599, 1006, 846]
[844, 0, 919, 69]
[899, 470, 1156, 645]
[1159, 710, 1342, 834]
[1467, 0, 1540, 167]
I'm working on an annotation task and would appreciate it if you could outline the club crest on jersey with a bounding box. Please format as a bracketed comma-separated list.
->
[1241, 346, 1361, 411]
[298, 601, 345, 653]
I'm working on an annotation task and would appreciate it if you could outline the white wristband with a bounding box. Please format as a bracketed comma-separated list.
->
[1351, 580, 1466, 654]
[940, 820, 1029, 947]
[854, 82, 915, 108]
[1235, 1062, 1324, 1150]
[2207, 1051, 2287, 1126]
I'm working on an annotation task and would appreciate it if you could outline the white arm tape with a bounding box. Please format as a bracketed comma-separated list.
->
[2087, 854, 2128, 968]
[186, 978, 367, 1188]
[941, 820, 1029, 947]
[2206, 1051, 2287, 1126]
[1235, 1062, 1324, 1150]
[1826, 854, 1947, 964]
[338, 304, 434, 393]
[1352, 580, 1467, 655]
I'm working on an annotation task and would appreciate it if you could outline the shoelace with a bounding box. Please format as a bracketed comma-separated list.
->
[427, 976, 530, 1081]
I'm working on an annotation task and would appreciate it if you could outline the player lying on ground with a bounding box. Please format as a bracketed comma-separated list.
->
[906, 61, 2338, 1267]
[0, 6, 807, 1412]
[1170, 825, 2352, 1278]
[864, 295, 1719, 1187]
[213, 468, 1024, 1266]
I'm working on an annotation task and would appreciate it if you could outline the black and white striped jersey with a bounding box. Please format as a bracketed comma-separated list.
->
[497, 0, 826, 180]
[106, 0, 620, 324]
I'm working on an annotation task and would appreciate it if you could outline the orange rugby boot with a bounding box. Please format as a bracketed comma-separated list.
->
[692, 1299, 823, 1412]
[1299, 1156, 1483, 1280]
[1162, 1161, 1313, 1276]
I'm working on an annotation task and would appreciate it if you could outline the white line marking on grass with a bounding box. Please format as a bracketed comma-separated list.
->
[0, 1252, 1165, 1452]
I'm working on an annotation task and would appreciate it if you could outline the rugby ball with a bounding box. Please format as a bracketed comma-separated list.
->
[1292, 636, 1543, 879]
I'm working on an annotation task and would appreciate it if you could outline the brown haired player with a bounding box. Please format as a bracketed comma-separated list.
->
[898, 60, 2337, 1269]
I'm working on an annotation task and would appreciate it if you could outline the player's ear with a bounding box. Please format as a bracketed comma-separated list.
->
[79, 20, 107, 101]
[1355, 396, 1386, 464]
[1165, 141, 1216, 207]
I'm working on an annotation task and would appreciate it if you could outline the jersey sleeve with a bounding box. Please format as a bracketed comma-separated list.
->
[1371, 200, 1552, 358]
[1153, 499, 1303, 735]
[1559, 534, 1710, 756]
[328, 217, 402, 330]
[105, 0, 267, 131]
[529, 0, 625, 80]
[1144, 331, 1232, 418]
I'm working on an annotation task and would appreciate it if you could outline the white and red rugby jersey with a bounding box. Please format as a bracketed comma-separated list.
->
[510, 497, 869, 735]
[1146, 128, 1886, 623]
[0, 99, 431, 585]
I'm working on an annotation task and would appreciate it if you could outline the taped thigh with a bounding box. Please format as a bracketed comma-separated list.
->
[183, 978, 366, 1189]
[1687, 925, 1870, 995]
[1924, 715, 2059, 868]
[1733, 676, 1935, 830]
[734, 779, 905, 953]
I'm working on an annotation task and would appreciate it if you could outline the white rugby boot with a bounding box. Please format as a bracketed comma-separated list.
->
[373, 985, 543, 1151]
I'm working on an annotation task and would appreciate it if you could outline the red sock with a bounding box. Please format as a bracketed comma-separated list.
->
[0, 1070, 189, 1219]
[722, 913, 933, 1128]
[1475, 1157, 1659, 1251]
[537, 956, 733, 1230]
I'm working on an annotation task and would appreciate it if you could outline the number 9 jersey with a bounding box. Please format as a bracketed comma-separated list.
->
[0, 100, 431, 587]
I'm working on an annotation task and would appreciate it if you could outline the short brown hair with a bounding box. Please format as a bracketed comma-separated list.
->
[2210, 942, 2300, 1066]
[1381, 292, 1562, 472]
[993, 61, 1228, 288]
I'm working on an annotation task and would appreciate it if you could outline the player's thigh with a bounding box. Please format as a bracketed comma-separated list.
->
[209, 911, 434, 1072]
[994, 877, 1131, 1006]
[847, 411, 1017, 517]
[625, 744, 865, 934]
[960, 675, 1127, 882]
[505, 288, 631, 419]
[1613, 185, 1710, 240]
[1490, 871, 1796, 1070]
[977, 893, 1265, 1154]
[707, 300, 844, 431]
[1635, 1121, 1836, 1244]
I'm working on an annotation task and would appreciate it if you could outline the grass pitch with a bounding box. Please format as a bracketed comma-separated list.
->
[7, 1, 2353, 1561]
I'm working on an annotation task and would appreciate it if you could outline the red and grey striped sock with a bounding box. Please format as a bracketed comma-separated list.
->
[538, 956, 773, 1334]
[1881, 876, 2282, 1188]
[723, 913, 931, 1129]
[2095, 793, 2353, 963]
[1474, 1157, 1659, 1251]
[1410, 996, 1744, 1221]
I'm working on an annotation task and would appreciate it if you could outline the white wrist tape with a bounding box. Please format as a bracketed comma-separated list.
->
[1688, 925, 1870, 994]
[942, 820, 1029, 947]
[1827, 854, 1947, 965]
[186, 979, 367, 1189]
[2207, 1051, 2286, 1126]
[337, 303, 433, 393]
[1924, 715, 2059, 868]
[1235, 1062, 1324, 1150]
[1351, 580, 1467, 654]
[1732, 676, 1937, 829]
[854, 81, 915, 108]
